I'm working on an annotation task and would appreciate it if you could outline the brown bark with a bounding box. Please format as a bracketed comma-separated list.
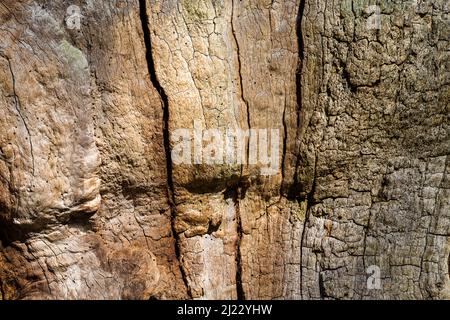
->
[0, 0, 448, 299]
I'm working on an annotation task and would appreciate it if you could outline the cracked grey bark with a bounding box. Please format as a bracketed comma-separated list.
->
[0, 0, 449, 300]
[298, 0, 450, 299]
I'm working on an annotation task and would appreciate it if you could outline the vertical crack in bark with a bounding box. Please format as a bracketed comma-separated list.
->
[0, 277, 5, 300]
[235, 195, 245, 300]
[225, 184, 246, 300]
[295, 0, 311, 299]
[231, 0, 251, 167]
[138, 0, 192, 299]
[5, 56, 35, 176]
[362, 207, 373, 270]
[296, 0, 305, 111]
[288, 0, 306, 200]
[230, 1, 247, 300]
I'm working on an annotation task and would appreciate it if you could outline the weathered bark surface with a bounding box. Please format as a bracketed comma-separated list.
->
[299, 0, 449, 299]
[0, 0, 449, 299]
[0, 0, 186, 299]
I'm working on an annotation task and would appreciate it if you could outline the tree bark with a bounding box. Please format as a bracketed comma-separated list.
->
[0, 0, 448, 299]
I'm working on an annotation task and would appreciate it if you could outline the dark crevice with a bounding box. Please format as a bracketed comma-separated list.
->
[138, 0, 192, 299]
[0, 213, 44, 246]
[294, 0, 312, 299]
[0, 278, 4, 300]
[206, 221, 221, 235]
[224, 181, 246, 300]
[306, 155, 317, 211]
[235, 205, 245, 301]
[287, 0, 315, 299]
[231, 0, 251, 172]
[230, 1, 247, 300]
[318, 272, 325, 299]
[0, 218, 22, 246]
[287, 0, 306, 200]
[297, 0, 305, 62]
[362, 208, 373, 270]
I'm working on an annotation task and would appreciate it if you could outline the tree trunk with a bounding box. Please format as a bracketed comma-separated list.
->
[0, 0, 448, 299]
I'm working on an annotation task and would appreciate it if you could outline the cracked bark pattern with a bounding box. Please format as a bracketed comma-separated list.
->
[0, 0, 449, 300]
[0, 0, 187, 299]
[298, 0, 450, 299]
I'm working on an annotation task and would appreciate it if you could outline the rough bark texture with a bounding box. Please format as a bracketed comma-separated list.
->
[0, 0, 449, 299]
